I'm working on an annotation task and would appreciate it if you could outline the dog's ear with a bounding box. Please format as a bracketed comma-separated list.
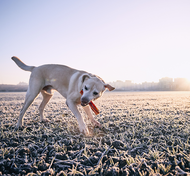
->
[79, 74, 91, 91]
[104, 84, 115, 91]
[81, 74, 91, 83]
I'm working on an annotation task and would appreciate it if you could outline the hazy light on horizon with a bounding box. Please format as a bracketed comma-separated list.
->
[0, 0, 190, 85]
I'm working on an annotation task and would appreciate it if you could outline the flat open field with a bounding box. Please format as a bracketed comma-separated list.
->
[0, 91, 190, 175]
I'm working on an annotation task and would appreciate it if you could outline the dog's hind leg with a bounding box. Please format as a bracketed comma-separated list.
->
[39, 89, 53, 122]
[16, 75, 43, 128]
[17, 88, 40, 128]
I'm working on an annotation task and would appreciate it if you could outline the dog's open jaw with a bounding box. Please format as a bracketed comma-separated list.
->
[80, 90, 100, 115]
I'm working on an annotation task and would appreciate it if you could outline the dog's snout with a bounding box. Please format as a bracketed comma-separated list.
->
[81, 97, 88, 103]
[81, 97, 89, 106]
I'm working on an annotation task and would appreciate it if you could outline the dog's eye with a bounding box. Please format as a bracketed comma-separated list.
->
[85, 86, 88, 90]
[93, 92, 98, 96]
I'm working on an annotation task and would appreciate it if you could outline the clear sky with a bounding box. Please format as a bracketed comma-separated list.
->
[0, 0, 190, 84]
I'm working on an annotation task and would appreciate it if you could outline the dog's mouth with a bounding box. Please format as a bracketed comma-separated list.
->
[81, 102, 89, 107]
[81, 97, 90, 107]
[81, 100, 100, 115]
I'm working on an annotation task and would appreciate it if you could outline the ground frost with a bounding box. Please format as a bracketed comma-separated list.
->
[0, 91, 190, 175]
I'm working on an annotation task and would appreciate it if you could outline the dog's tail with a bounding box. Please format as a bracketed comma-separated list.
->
[11, 56, 35, 72]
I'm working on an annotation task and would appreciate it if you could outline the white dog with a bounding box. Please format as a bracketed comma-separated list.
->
[12, 56, 115, 135]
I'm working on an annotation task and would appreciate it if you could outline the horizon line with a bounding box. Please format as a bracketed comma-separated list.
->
[1, 76, 190, 85]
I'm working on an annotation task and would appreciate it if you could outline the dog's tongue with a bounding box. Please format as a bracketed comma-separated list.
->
[80, 90, 100, 115]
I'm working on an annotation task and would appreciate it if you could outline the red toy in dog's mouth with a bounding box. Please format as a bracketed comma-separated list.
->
[80, 90, 100, 115]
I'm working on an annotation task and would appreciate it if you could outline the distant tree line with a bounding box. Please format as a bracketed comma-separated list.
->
[1, 77, 190, 92]
[109, 77, 190, 91]
[0, 83, 28, 92]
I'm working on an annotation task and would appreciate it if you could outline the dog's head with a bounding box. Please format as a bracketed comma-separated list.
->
[80, 74, 115, 106]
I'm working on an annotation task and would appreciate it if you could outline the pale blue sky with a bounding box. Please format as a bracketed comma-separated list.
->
[1, 0, 190, 84]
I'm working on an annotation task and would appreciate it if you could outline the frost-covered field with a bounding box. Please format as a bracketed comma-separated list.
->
[0, 91, 190, 175]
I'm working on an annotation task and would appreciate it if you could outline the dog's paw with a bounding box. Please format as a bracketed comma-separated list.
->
[15, 125, 25, 131]
[16, 122, 23, 129]
[40, 118, 50, 123]
[79, 124, 89, 135]
[92, 119, 102, 128]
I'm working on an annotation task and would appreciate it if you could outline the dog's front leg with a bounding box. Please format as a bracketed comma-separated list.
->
[66, 100, 89, 135]
[83, 105, 102, 128]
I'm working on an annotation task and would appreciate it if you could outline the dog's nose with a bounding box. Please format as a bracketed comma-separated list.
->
[81, 97, 89, 106]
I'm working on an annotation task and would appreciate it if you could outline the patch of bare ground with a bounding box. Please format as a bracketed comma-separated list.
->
[0, 91, 190, 175]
